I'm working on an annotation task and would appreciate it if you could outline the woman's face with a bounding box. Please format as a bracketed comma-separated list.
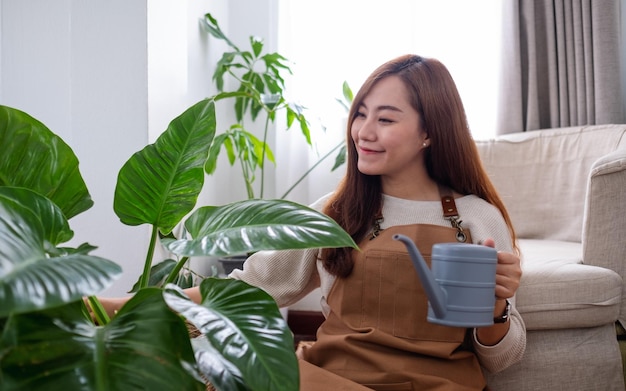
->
[351, 76, 429, 182]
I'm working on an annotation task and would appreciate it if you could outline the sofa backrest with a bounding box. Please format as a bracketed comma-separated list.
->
[475, 124, 626, 242]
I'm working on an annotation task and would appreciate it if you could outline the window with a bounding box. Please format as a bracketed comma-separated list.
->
[278, 0, 504, 141]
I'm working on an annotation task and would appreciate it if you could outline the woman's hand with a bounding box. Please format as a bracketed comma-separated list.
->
[84, 287, 202, 324]
[98, 297, 128, 317]
[482, 238, 522, 301]
[475, 238, 522, 346]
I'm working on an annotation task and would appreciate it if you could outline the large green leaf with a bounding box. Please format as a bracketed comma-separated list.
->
[0, 187, 73, 246]
[0, 290, 205, 391]
[0, 194, 121, 317]
[0, 105, 93, 219]
[190, 336, 246, 391]
[163, 199, 358, 257]
[164, 279, 298, 391]
[113, 99, 216, 234]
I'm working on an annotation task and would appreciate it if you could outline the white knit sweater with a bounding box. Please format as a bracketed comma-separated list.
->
[230, 192, 526, 373]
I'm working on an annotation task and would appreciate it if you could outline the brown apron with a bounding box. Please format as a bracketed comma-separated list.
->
[299, 210, 485, 390]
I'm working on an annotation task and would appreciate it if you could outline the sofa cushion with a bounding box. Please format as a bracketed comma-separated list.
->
[516, 239, 622, 330]
[486, 323, 625, 390]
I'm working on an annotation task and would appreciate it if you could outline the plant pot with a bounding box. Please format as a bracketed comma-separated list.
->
[218, 255, 247, 275]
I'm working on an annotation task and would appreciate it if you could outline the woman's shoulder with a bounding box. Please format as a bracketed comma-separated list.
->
[456, 195, 512, 250]
[456, 194, 501, 214]
[309, 192, 334, 212]
[381, 193, 500, 217]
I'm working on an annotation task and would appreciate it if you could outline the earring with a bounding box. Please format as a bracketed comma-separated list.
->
[423, 142, 428, 147]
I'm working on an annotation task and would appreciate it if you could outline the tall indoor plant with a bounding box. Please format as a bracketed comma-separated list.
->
[201, 13, 345, 201]
[0, 101, 357, 390]
[200, 13, 348, 274]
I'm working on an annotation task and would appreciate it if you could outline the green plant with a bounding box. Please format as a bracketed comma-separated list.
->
[201, 13, 345, 200]
[0, 101, 357, 390]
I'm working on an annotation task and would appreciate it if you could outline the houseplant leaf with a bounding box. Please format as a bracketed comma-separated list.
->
[0, 105, 93, 219]
[126, 258, 196, 293]
[0, 290, 205, 391]
[163, 199, 358, 257]
[286, 103, 312, 145]
[0, 187, 74, 246]
[332, 144, 347, 171]
[190, 336, 247, 391]
[164, 279, 298, 391]
[113, 98, 216, 234]
[201, 13, 239, 51]
[0, 194, 122, 317]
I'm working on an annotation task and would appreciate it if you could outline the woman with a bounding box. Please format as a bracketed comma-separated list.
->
[228, 54, 525, 390]
[101, 54, 526, 390]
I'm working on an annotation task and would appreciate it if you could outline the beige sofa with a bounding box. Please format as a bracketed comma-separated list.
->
[475, 124, 626, 390]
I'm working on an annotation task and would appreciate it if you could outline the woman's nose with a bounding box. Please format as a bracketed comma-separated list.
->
[356, 118, 376, 140]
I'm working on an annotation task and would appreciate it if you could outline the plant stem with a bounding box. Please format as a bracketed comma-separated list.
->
[164, 256, 190, 285]
[240, 156, 255, 199]
[87, 296, 110, 325]
[140, 225, 159, 289]
[94, 327, 108, 390]
[259, 113, 272, 199]
[281, 140, 344, 199]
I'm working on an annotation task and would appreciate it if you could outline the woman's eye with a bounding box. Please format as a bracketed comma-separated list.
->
[379, 117, 393, 123]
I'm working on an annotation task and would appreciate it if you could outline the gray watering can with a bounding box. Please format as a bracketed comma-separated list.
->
[393, 234, 498, 328]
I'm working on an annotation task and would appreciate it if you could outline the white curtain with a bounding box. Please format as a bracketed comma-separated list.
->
[275, 0, 505, 206]
[497, 0, 626, 134]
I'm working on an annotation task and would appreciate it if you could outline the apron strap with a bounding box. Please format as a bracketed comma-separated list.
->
[438, 185, 468, 243]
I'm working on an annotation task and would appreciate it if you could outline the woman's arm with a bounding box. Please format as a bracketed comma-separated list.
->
[92, 247, 320, 319]
[229, 248, 321, 308]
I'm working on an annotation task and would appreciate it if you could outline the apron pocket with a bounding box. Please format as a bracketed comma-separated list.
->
[392, 253, 466, 342]
[361, 250, 465, 342]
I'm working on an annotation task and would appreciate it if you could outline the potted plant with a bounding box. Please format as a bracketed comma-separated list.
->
[0, 101, 357, 390]
[200, 13, 347, 274]
[201, 12, 312, 200]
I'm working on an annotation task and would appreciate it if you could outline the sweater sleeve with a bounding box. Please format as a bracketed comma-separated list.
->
[228, 247, 321, 308]
[227, 193, 332, 307]
[473, 302, 526, 373]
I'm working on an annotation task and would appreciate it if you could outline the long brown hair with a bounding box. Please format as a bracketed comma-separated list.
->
[320, 54, 517, 277]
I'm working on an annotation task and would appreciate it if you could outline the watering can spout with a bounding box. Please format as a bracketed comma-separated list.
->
[393, 234, 447, 319]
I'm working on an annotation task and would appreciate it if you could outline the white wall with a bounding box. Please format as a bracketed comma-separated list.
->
[1, 0, 151, 296]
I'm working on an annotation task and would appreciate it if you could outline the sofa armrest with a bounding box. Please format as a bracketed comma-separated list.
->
[582, 148, 626, 327]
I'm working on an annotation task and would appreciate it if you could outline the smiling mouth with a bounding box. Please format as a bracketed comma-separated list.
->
[359, 146, 383, 154]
